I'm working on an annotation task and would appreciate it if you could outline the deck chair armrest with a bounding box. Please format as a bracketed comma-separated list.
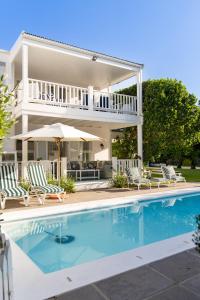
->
[176, 172, 182, 176]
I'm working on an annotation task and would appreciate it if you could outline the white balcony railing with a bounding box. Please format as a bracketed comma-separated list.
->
[16, 78, 137, 115]
[94, 91, 137, 114]
[112, 157, 140, 174]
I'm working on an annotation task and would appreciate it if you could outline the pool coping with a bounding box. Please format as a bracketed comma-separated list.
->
[2, 187, 200, 300]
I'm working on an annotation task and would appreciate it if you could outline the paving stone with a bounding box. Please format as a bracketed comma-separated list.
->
[182, 273, 200, 296]
[55, 285, 105, 300]
[188, 248, 200, 258]
[147, 286, 200, 300]
[150, 251, 200, 282]
[95, 266, 173, 300]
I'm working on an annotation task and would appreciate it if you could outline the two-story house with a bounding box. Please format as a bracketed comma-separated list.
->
[0, 32, 143, 180]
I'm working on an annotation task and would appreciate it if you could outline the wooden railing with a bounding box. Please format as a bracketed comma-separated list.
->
[112, 157, 140, 174]
[16, 78, 138, 115]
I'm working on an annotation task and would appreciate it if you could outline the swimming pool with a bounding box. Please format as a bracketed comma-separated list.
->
[3, 191, 200, 274]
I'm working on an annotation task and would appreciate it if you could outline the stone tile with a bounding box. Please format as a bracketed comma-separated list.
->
[182, 273, 200, 296]
[55, 285, 105, 300]
[188, 248, 200, 259]
[148, 286, 200, 300]
[150, 252, 200, 282]
[95, 266, 173, 300]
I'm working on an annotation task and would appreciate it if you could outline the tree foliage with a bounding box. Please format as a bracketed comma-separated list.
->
[0, 75, 15, 151]
[113, 79, 200, 164]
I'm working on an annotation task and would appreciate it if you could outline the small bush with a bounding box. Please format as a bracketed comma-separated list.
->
[182, 159, 191, 167]
[112, 174, 127, 188]
[193, 215, 200, 253]
[19, 178, 31, 191]
[60, 176, 75, 193]
[47, 176, 58, 186]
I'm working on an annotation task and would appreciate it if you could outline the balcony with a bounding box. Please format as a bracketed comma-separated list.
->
[16, 78, 138, 116]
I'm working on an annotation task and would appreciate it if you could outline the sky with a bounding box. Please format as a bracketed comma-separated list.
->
[1, 0, 200, 97]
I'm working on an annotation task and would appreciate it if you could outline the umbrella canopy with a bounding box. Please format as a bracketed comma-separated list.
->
[11, 123, 101, 142]
[11, 123, 102, 183]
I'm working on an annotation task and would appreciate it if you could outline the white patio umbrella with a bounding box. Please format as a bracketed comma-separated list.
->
[11, 123, 102, 182]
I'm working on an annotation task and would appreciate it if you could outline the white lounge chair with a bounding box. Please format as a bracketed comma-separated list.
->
[125, 167, 151, 190]
[161, 166, 186, 183]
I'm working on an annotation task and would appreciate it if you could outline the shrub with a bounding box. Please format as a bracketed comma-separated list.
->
[112, 174, 127, 188]
[182, 159, 191, 167]
[19, 178, 31, 191]
[192, 215, 200, 253]
[47, 175, 58, 186]
[60, 176, 75, 193]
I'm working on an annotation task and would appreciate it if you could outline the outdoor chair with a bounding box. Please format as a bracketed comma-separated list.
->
[125, 167, 151, 190]
[0, 164, 29, 210]
[161, 165, 186, 183]
[27, 163, 64, 204]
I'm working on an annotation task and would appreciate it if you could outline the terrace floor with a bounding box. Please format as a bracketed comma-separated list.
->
[49, 248, 200, 300]
[2, 182, 200, 212]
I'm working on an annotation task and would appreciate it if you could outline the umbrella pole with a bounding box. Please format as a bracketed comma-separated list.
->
[55, 138, 61, 186]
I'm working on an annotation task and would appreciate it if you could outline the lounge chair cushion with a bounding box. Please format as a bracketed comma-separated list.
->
[0, 165, 28, 198]
[27, 163, 64, 194]
[33, 184, 64, 194]
[3, 186, 28, 197]
[28, 163, 48, 186]
[162, 166, 185, 182]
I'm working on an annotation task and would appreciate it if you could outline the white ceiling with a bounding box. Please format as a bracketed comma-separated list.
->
[14, 46, 135, 90]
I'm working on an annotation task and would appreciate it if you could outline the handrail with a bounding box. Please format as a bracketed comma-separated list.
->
[16, 78, 138, 115]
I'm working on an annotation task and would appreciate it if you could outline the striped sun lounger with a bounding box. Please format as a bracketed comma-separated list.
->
[0, 164, 29, 209]
[27, 163, 64, 204]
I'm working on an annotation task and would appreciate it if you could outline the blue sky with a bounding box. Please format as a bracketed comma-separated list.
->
[1, 0, 200, 97]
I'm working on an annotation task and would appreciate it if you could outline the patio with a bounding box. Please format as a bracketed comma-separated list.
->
[48, 249, 200, 300]
[2, 182, 199, 212]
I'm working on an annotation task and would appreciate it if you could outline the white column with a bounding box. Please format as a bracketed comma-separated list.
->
[136, 69, 143, 168]
[88, 85, 94, 110]
[22, 44, 29, 103]
[22, 114, 28, 178]
[137, 124, 143, 168]
[112, 157, 118, 176]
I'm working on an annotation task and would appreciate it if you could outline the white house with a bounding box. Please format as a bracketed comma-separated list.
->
[0, 32, 143, 179]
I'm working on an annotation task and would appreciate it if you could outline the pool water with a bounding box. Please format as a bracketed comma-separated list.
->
[4, 192, 200, 273]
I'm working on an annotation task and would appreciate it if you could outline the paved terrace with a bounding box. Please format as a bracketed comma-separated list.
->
[48, 249, 200, 300]
[2, 182, 200, 212]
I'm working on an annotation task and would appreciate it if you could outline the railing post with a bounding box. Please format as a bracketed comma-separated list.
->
[88, 86, 94, 110]
[22, 44, 29, 103]
[112, 157, 118, 177]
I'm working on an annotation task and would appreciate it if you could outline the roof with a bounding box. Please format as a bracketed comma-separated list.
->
[22, 32, 143, 68]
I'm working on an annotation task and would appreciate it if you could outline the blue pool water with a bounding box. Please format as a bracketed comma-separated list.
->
[4, 192, 200, 273]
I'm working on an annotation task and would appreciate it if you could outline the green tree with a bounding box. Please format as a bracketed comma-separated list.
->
[113, 79, 200, 165]
[0, 75, 15, 151]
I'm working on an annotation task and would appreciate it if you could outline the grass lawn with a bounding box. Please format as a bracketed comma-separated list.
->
[176, 168, 200, 182]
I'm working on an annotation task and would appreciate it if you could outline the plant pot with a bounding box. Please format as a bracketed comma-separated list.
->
[48, 194, 59, 199]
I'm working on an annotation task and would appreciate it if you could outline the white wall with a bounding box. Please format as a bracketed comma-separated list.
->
[80, 126, 112, 161]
